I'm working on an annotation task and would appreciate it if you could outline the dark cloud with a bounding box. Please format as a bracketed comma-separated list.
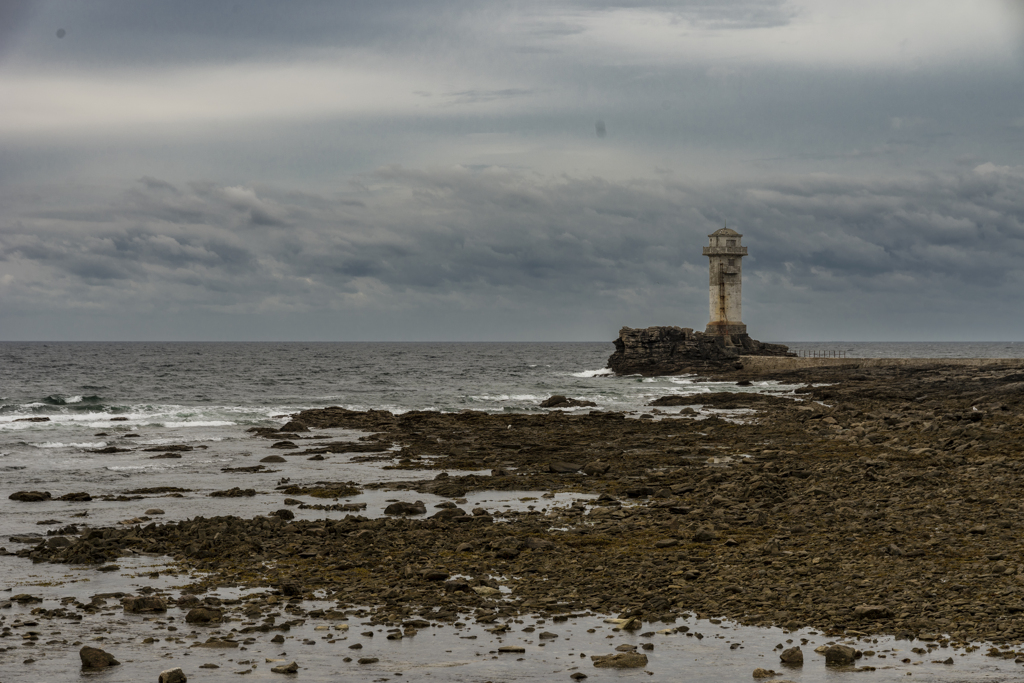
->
[2, 165, 1022, 339]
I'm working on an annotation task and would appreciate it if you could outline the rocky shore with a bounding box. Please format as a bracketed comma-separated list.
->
[7, 360, 1024, 672]
[607, 326, 794, 376]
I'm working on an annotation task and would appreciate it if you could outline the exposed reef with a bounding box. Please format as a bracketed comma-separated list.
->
[608, 326, 794, 376]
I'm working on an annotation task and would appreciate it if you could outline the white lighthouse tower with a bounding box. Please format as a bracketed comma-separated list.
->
[703, 226, 747, 337]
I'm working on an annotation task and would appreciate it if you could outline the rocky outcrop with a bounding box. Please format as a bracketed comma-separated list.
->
[607, 326, 794, 376]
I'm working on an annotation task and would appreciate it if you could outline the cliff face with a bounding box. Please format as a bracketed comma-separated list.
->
[607, 326, 794, 376]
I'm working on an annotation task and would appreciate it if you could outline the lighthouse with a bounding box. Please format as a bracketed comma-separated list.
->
[703, 226, 747, 337]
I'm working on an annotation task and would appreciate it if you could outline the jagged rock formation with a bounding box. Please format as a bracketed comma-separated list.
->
[607, 326, 794, 376]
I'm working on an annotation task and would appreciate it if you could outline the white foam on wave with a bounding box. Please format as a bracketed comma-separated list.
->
[571, 368, 614, 378]
[160, 420, 236, 428]
[65, 395, 84, 404]
[469, 394, 541, 402]
[35, 441, 107, 449]
[106, 465, 145, 471]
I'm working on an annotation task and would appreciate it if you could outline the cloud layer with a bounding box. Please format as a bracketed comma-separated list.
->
[3, 163, 1022, 340]
[1, 0, 1022, 340]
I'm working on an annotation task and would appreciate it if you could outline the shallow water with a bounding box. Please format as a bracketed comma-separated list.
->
[2, 588, 1023, 683]
[3, 342, 1023, 681]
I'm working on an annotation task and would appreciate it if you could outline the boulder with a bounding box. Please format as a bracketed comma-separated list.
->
[261, 455, 287, 463]
[57, 491, 92, 501]
[591, 652, 648, 668]
[185, 607, 223, 624]
[752, 668, 776, 678]
[582, 461, 610, 476]
[80, 645, 119, 669]
[159, 667, 187, 683]
[271, 661, 299, 673]
[824, 644, 857, 667]
[270, 441, 298, 449]
[123, 595, 167, 613]
[384, 501, 427, 515]
[779, 646, 803, 665]
[9, 491, 51, 502]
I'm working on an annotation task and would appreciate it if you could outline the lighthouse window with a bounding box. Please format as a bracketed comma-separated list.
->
[728, 258, 735, 266]
[726, 239, 736, 247]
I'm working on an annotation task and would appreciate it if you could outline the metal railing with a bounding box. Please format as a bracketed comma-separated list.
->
[800, 350, 848, 358]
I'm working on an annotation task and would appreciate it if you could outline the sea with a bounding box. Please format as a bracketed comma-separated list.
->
[2, 341, 1024, 682]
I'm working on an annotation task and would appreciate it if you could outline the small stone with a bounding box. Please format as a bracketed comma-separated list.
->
[357, 657, 379, 664]
[824, 644, 857, 667]
[185, 607, 223, 624]
[592, 652, 648, 668]
[123, 596, 167, 613]
[271, 661, 298, 674]
[145, 508, 164, 515]
[499, 646, 526, 653]
[780, 646, 803, 665]
[261, 455, 287, 463]
[158, 667, 187, 683]
[79, 645, 120, 669]
[752, 668, 776, 678]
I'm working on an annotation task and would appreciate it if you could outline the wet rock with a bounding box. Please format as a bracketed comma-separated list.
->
[158, 667, 187, 683]
[540, 395, 597, 408]
[279, 420, 310, 432]
[271, 661, 299, 673]
[499, 646, 526, 653]
[272, 509, 295, 521]
[692, 528, 718, 542]
[194, 637, 238, 648]
[123, 596, 167, 613]
[57, 492, 92, 501]
[591, 652, 648, 668]
[422, 569, 450, 581]
[357, 657, 379, 664]
[384, 501, 427, 515]
[143, 444, 193, 452]
[261, 455, 287, 463]
[14, 416, 50, 422]
[549, 461, 583, 473]
[853, 604, 892, 620]
[582, 461, 610, 476]
[525, 537, 554, 550]
[779, 646, 803, 665]
[824, 644, 857, 667]
[270, 441, 298, 449]
[752, 668, 777, 678]
[80, 645, 120, 669]
[145, 508, 164, 515]
[9, 491, 51, 502]
[185, 607, 223, 624]
[209, 488, 255, 498]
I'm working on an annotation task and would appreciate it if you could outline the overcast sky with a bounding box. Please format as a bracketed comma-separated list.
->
[1, 0, 1023, 341]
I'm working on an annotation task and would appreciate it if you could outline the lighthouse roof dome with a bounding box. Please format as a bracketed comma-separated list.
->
[710, 227, 740, 237]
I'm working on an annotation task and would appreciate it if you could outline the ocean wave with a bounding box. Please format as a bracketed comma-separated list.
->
[468, 394, 542, 402]
[570, 368, 614, 378]
[35, 441, 107, 449]
[161, 420, 236, 428]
